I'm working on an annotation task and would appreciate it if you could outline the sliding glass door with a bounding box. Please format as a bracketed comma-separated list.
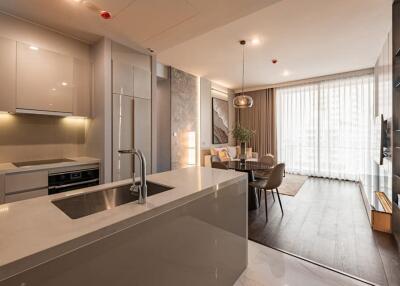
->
[276, 74, 374, 181]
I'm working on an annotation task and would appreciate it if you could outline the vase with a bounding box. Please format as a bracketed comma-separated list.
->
[240, 142, 247, 165]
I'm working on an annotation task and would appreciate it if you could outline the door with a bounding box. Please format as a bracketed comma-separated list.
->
[16, 42, 74, 113]
[133, 66, 151, 99]
[0, 37, 16, 113]
[112, 60, 134, 96]
[112, 94, 134, 181]
[134, 97, 152, 174]
[73, 58, 92, 117]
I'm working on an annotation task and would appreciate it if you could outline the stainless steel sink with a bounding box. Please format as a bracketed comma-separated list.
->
[52, 181, 173, 219]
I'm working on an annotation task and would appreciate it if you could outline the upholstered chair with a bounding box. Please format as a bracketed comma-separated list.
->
[249, 163, 285, 221]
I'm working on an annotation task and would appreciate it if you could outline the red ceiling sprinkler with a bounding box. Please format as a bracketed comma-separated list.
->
[272, 59, 278, 64]
[100, 10, 112, 20]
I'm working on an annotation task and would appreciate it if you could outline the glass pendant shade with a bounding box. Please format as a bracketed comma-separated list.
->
[234, 40, 253, 109]
[233, 94, 253, 108]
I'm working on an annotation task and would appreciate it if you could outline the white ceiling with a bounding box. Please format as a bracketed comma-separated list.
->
[0, 0, 281, 52]
[158, 0, 392, 89]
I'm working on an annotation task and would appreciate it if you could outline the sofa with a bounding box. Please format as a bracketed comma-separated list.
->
[202, 146, 259, 167]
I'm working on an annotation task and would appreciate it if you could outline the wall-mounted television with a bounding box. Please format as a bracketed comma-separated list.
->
[374, 114, 391, 165]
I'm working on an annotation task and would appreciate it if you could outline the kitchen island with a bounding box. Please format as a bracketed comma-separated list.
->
[0, 167, 248, 286]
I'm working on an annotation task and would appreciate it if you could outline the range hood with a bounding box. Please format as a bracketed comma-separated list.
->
[15, 108, 73, 117]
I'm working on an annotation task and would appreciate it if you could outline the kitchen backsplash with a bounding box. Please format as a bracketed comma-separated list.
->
[0, 114, 86, 163]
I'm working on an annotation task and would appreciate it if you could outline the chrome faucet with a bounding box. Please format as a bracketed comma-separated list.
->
[118, 149, 147, 204]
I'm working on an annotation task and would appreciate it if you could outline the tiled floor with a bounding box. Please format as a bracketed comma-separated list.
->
[234, 240, 370, 286]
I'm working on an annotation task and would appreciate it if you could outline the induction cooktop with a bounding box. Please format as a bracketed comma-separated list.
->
[13, 158, 75, 168]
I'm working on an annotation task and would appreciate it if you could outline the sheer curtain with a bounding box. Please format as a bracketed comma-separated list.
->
[276, 74, 374, 181]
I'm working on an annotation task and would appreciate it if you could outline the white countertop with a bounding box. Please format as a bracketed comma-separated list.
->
[0, 167, 246, 281]
[0, 156, 100, 174]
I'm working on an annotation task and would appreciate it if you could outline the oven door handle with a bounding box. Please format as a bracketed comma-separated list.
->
[48, 179, 99, 190]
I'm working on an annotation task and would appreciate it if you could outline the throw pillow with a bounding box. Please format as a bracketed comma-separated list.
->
[246, 148, 253, 159]
[227, 146, 237, 159]
[218, 150, 231, 162]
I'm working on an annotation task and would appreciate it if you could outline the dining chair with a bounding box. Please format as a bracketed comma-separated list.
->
[254, 154, 275, 180]
[249, 163, 285, 221]
[260, 154, 275, 166]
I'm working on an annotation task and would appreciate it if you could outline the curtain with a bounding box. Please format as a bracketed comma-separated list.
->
[237, 88, 276, 156]
[276, 74, 374, 181]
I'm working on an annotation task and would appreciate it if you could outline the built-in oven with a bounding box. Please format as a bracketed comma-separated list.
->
[48, 168, 99, 195]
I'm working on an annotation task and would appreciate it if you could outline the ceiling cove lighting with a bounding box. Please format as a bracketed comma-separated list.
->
[233, 40, 253, 109]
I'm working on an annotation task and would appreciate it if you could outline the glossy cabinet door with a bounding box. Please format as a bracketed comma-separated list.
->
[112, 60, 134, 96]
[73, 59, 92, 117]
[112, 93, 134, 181]
[134, 97, 152, 174]
[0, 37, 16, 113]
[16, 42, 74, 113]
[133, 66, 151, 99]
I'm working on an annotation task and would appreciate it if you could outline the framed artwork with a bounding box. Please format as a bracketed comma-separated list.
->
[212, 97, 229, 144]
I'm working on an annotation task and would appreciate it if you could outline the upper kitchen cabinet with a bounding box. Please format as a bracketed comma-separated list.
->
[16, 42, 74, 114]
[133, 66, 151, 99]
[112, 60, 134, 96]
[73, 59, 92, 117]
[0, 37, 16, 113]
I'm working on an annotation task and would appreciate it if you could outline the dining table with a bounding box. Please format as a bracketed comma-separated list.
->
[224, 160, 273, 210]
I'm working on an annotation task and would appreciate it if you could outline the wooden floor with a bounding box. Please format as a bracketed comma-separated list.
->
[248, 177, 400, 286]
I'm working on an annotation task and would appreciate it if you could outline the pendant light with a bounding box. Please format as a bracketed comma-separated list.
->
[233, 40, 253, 108]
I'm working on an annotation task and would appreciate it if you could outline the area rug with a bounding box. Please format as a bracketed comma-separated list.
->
[278, 174, 307, 196]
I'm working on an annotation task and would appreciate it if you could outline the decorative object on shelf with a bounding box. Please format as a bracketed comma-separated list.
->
[212, 97, 229, 144]
[231, 124, 255, 164]
[233, 40, 254, 109]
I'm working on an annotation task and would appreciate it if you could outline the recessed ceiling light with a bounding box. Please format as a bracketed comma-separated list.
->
[251, 38, 260, 46]
[29, 46, 39, 51]
[283, 70, 290, 76]
[61, 82, 68, 86]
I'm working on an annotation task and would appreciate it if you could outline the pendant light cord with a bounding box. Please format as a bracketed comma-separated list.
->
[242, 42, 245, 96]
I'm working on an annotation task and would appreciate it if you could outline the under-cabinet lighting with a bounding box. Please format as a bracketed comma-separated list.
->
[64, 115, 87, 121]
[0, 112, 14, 121]
[29, 46, 39, 51]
